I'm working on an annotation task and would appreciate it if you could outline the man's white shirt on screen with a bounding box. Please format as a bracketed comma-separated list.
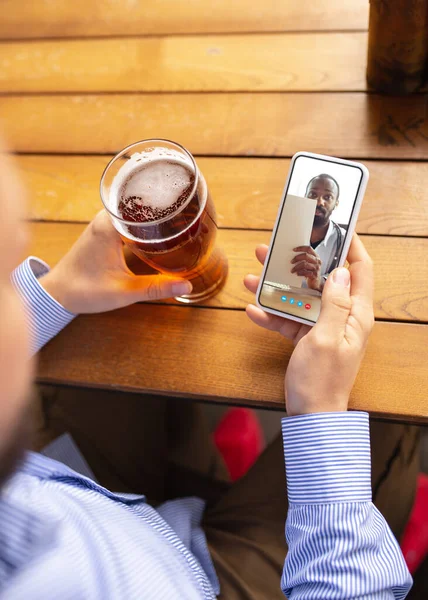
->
[315, 219, 346, 278]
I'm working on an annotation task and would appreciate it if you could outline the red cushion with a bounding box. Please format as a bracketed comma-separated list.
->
[401, 473, 428, 574]
[214, 408, 265, 482]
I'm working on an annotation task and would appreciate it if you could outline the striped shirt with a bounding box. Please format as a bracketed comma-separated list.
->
[2, 257, 412, 599]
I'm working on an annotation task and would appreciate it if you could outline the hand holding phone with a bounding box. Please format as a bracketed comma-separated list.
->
[256, 152, 369, 326]
[244, 234, 374, 415]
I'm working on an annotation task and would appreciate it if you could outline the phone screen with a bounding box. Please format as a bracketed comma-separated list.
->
[259, 154, 364, 323]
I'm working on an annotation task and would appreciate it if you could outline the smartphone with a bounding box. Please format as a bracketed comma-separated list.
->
[256, 152, 369, 326]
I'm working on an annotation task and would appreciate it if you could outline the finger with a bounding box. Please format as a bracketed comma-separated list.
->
[291, 260, 307, 272]
[293, 270, 317, 278]
[246, 304, 284, 332]
[315, 267, 352, 340]
[293, 324, 312, 345]
[347, 232, 371, 265]
[246, 304, 303, 342]
[91, 209, 120, 240]
[346, 234, 374, 333]
[293, 245, 316, 256]
[291, 261, 317, 274]
[255, 244, 269, 266]
[347, 234, 374, 304]
[291, 261, 317, 273]
[291, 253, 311, 264]
[291, 252, 320, 265]
[88, 210, 133, 275]
[244, 274, 260, 294]
[126, 274, 193, 302]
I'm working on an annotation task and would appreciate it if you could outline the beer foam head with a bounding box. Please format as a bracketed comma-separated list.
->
[120, 161, 191, 211]
[108, 146, 194, 216]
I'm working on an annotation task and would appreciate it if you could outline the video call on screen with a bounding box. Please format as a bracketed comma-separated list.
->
[259, 155, 363, 323]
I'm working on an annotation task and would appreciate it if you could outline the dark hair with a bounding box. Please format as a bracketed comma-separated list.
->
[306, 174, 340, 200]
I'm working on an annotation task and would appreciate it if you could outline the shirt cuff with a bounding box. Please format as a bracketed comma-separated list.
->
[282, 412, 371, 505]
[11, 257, 76, 354]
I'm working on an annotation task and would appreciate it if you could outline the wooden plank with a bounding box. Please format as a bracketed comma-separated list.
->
[18, 155, 428, 236]
[28, 222, 428, 322]
[36, 304, 428, 423]
[0, 1, 369, 39]
[3, 93, 428, 158]
[0, 33, 367, 93]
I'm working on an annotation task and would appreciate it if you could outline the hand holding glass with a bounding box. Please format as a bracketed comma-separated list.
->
[100, 139, 228, 303]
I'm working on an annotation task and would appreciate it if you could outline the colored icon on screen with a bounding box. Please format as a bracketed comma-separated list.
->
[297, 301, 303, 307]
[281, 296, 287, 302]
[289, 298, 295, 305]
[305, 303, 311, 310]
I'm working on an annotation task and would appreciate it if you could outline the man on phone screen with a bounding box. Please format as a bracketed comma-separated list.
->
[291, 174, 346, 293]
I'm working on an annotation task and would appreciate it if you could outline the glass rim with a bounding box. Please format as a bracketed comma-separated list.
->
[99, 138, 199, 227]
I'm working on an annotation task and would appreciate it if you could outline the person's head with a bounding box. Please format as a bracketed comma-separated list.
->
[0, 141, 33, 490]
[305, 174, 339, 227]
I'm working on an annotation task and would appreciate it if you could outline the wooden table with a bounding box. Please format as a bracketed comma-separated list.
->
[1, 1, 427, 424]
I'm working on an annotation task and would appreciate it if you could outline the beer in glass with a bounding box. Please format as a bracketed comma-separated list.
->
[100, 139, 228, 303]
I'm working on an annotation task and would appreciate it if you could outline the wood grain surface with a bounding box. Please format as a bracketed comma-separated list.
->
[18, 155, 428, 236]
[36, 304, 428, 423]
[3, 93, 428, 158]
[0, 33, 367, 93]
[0, 1, 369, 39]
[28, 222, 428, 322]
[3, 0, 427, 422]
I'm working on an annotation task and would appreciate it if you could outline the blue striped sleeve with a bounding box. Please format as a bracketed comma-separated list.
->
[11, 257, 75, 354]
[281, 412, 413, 599]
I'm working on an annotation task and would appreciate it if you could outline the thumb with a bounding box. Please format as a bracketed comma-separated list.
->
[127, 274, 193, 302]
[316, 267, 351, 336]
